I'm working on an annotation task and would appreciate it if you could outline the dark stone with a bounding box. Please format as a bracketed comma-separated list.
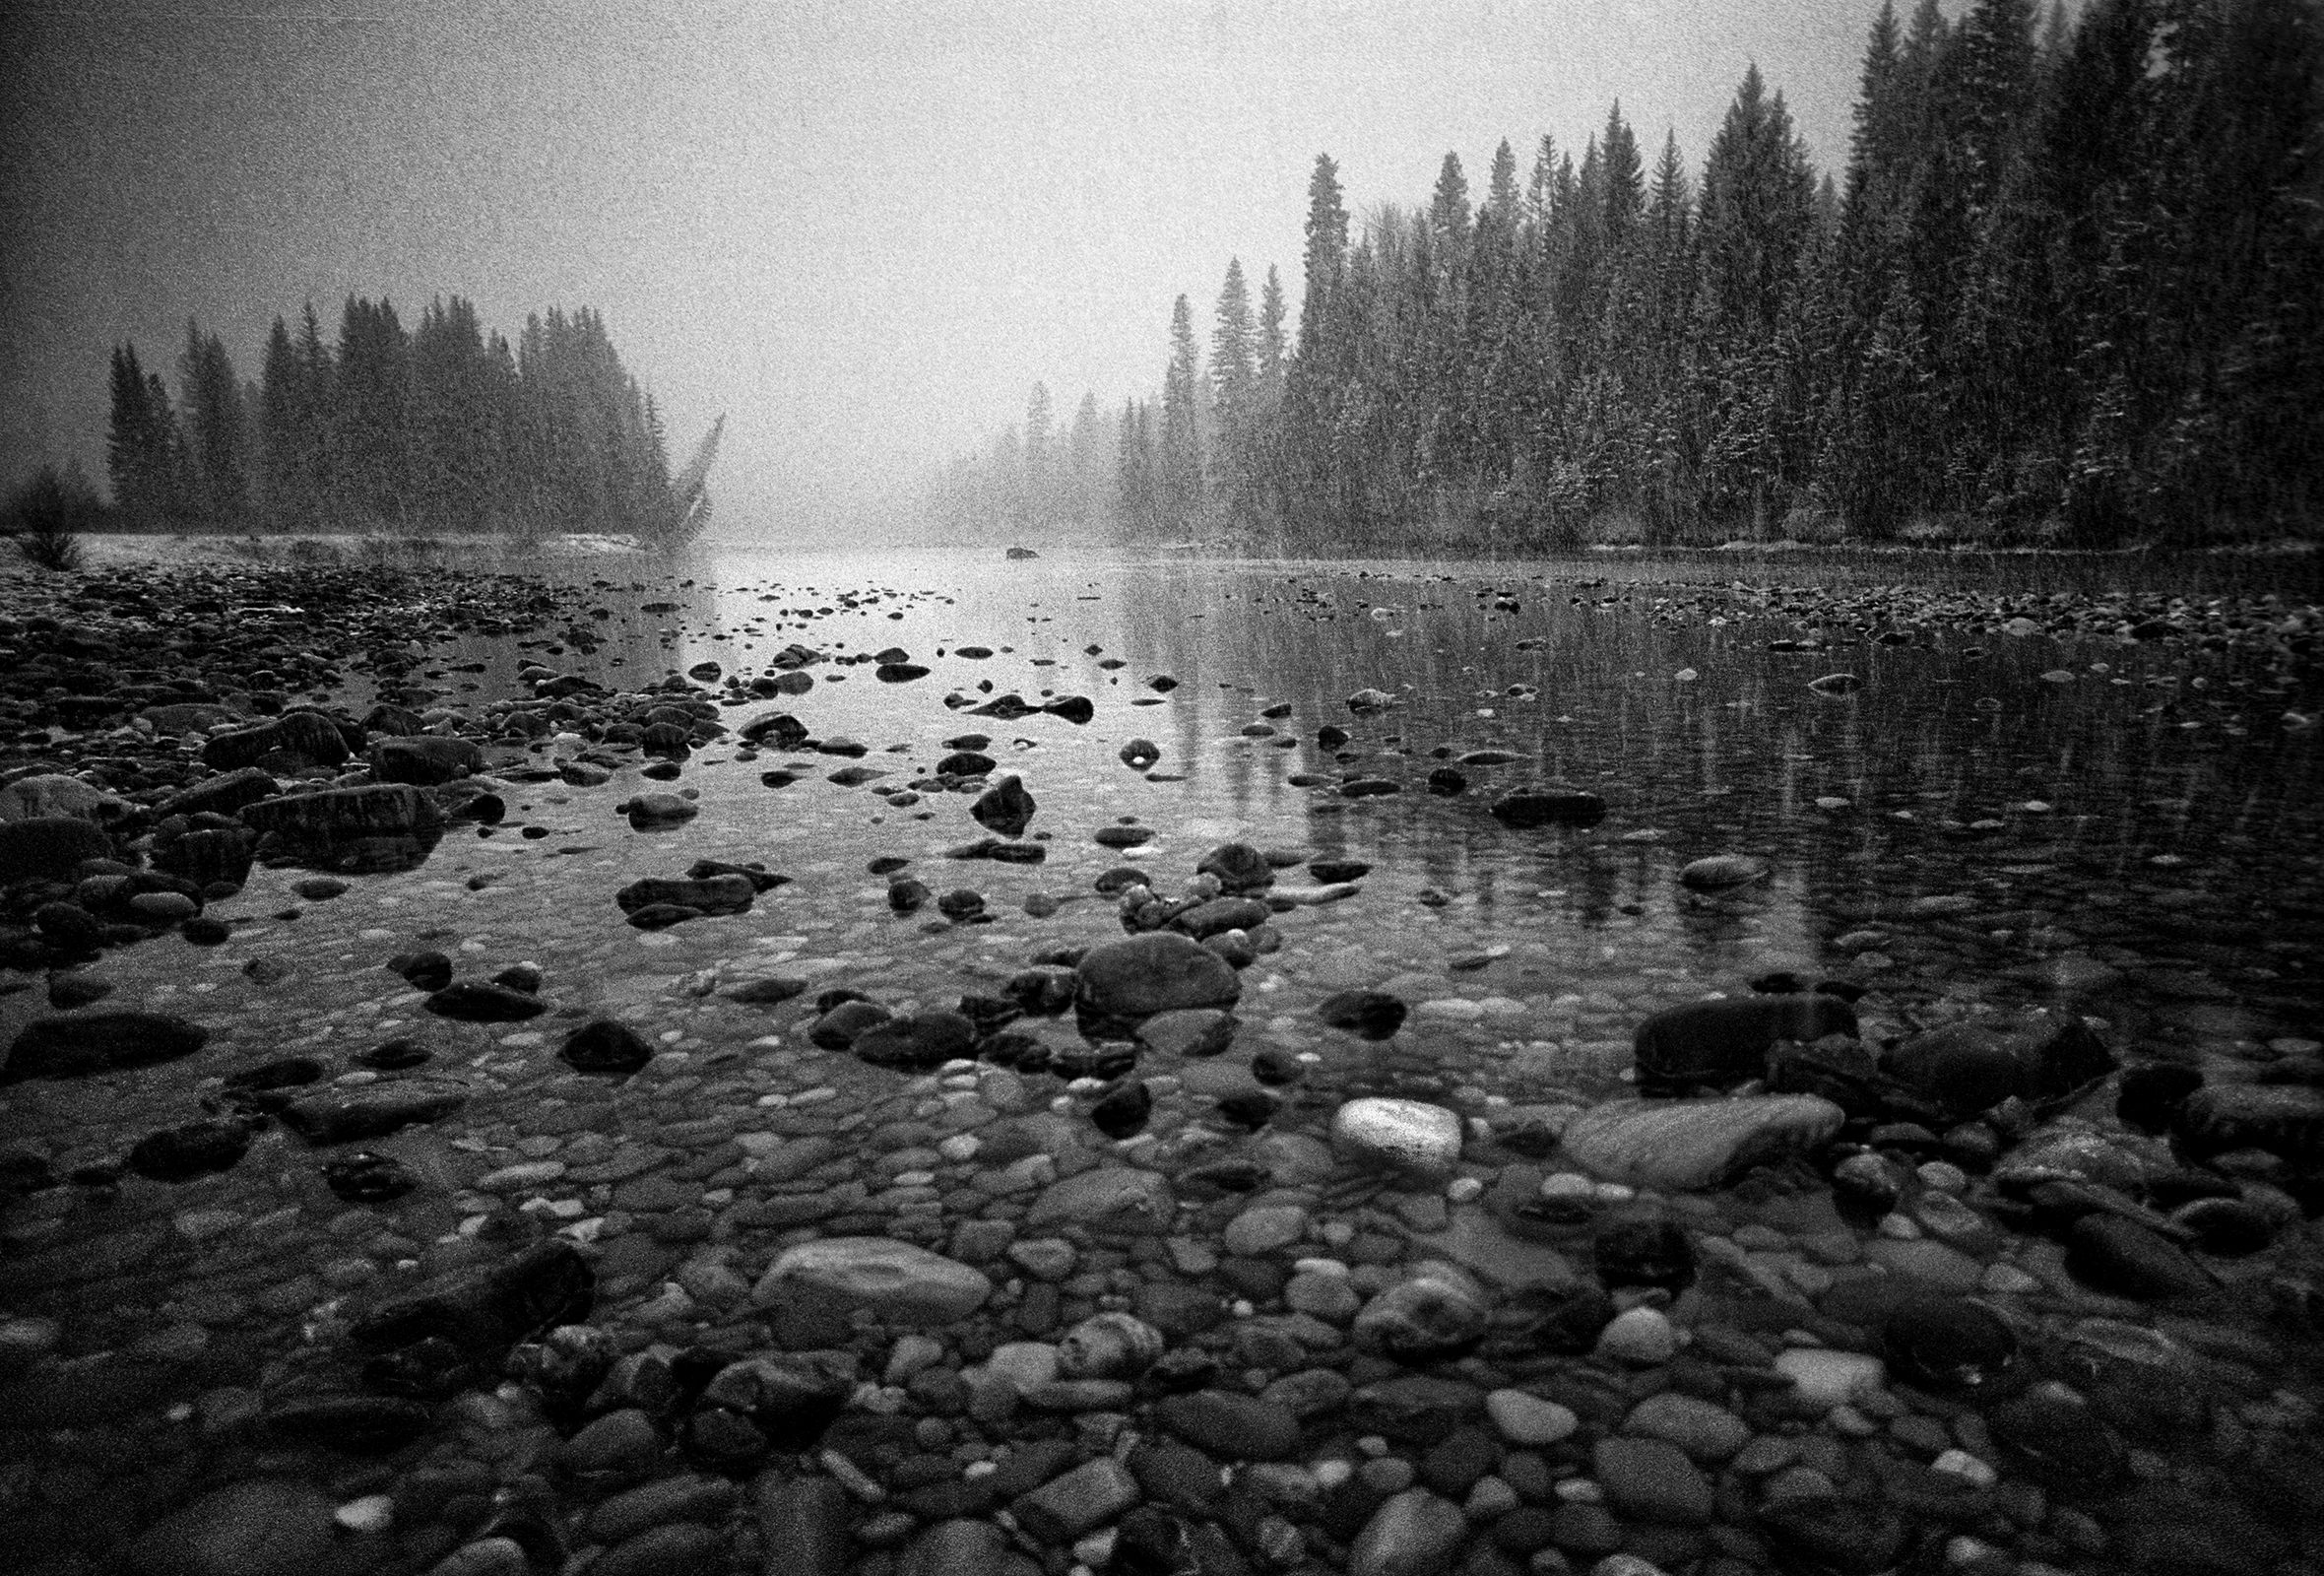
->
[2173, 1083, 2324, 1167]
[1631, 994, 1859, 1093]
[324, 1149, 420, 1203]
[1195, 843, 1274, 893]
[32, 901, 103, 952]
[263, 1394, 432, 1454]
[699, 1352, 856, 1450]
[45, 971, 112, 1009]
[1043, 695, 1095, 724]
[1989, 1385, 2123, 1498]
[1112, 1507, 1197, 1576]
[726, 976, 809, 1006]
[355, 1036, 431, 1070]
[424, 980, 549, 1021]
[971, 774, 1037, 836]
[1168, 896, 1271, 941]
[1483, 1284, 1614, 1358]
[370, 735, 484, 785]
[2065, 1215, 2219, 1299]
[1591, 1218, 1696, 1292]
[853, 1011, 977, 1072]
[1420, 1426, 1503, 1495]
[204, 710, 352, 770]
[1349, 1375, 1482, 1446]
[2169, 1196, 2277, 1256]
[562, 1018, 656, 1076]
[280, 1080, 468, 1144]
[0, 817, 112, 882]
[1156, 1391, 1303, 1460]
[936, 888, 986, 921]
[1309, 859, 1370, 883]
[1318, 990, 1407, 1041]
[1880, 1297, 2018, 1394]
[2117, 1063, 2204, 1134]
[1756, 1494, 1906, 1576]
[352, 1239, 595, 1356]
[809, 999, 892, 1050]
[239, 783, 439, 839]
[1076, 933, 1243, 1023]
[153, 765, 280, 820]
[390, 950, 455, 991]
[1091, 1081, 1154, 1139]
[128, 1117, 257, 1182]
[615, 874, 756, 917]
[1488, 786, 1606, 829]
[625, 902, 705, 930]
[362, 1337, 477, 1401]
[1884, 1013, 2116, 1118]
[3, 1012, 209, 1082]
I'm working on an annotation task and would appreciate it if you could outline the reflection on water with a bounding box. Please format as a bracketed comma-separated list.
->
[537, 547, 2321, 1056]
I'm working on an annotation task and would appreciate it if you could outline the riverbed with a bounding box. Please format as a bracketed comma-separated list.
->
[1, 544, 2320, 1576]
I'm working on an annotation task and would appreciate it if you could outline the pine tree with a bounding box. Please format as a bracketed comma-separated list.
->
[178, 321, 253, 527]
[1297, 155, 1349, 357]
[1161, 295, 1204, 530]
[106, 344, 187, 526]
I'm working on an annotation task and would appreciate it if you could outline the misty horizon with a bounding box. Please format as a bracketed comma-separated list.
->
[4, 0, 1891, 536]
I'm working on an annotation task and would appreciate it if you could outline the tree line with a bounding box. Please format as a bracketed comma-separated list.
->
[105, 297, 717, 541]
[952, 0, 2321, 550]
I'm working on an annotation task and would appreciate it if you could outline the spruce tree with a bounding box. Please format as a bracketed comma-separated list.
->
[1161, 295, 1204, 531]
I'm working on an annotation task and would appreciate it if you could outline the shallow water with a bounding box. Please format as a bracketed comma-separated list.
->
[3, 545, 2322, 1574]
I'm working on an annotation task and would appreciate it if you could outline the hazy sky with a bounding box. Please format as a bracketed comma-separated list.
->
[1, 0, 1893, 533]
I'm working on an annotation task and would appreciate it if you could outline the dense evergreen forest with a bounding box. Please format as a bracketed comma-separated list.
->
[103, 297, 719, 542]
[941, 0, 2321, 550]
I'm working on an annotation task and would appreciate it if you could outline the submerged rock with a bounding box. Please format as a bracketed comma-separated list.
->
[1632, 994, 1859, 1091]
[280, 1080, 469, 1144]
[1318, 989, 1408, 1040]
[1883, 1012, 2116, 1118]
[559, 1018, 654, 1076]
[1558, 1095, 1845, 1190]
[751, 1238, 992, 1326]
[1076, 933, 1243, 1021]
[852, 1011, 978, 1072]
[970, 774, 1036, 836]
[1488, 785, 1606, 828]
[3, 1013, 209, 1082]
[1679, 853, 1770, 890]
[2173, 1083, 2324, 1167]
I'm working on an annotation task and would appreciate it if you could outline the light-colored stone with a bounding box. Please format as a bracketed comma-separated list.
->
[1349, 1487, 1466, 1576]
[751, 1237, 991, 1325]
[1595, 1306, 1678, 1365]
[1558, 1095, 1844, 1191]
[1331, 1097, 1464, 1176]
[1486, 1390, 1579, 1446]
[1025, 1166, 1174, 1230]
[1773, 1347, 1886, 1409]
[0, 773, 130, 824]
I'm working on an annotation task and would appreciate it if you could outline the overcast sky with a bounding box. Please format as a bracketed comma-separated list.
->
[2, 0, 1894, 533]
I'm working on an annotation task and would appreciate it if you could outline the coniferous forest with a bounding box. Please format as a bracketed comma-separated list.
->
[102, 297, 718, 543]
[941, 0, 2322, 550]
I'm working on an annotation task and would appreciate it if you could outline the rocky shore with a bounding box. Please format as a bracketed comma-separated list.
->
[0, 558, 2319, 1576]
